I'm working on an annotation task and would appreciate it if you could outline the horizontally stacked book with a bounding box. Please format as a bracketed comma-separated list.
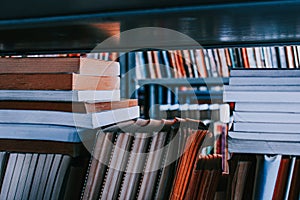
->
[0, 57, 139, 199]
[0, 57, 139, 141]
[224, 69, 300, 155]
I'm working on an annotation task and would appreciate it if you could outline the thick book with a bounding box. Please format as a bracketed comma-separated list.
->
[228, 138, 300, 155]
[228, 131, 300, 142]
[0, 57, 120, 75]
[230, 69, 300, 77]
[0, 99, 137, 113]
[233, 111, 300, 123]
[0, 90, 121, 102]
[234, 102, 300, 113]
[233, 122, 300, 133]
[229, 77, 300, 86]
[0, 106, 140, 128]
[0, 74, 120, 90]
[224, 91, 300, 103]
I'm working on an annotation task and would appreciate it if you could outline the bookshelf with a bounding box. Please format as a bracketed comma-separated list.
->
[1, 1, 300, 54]
[1, 0, 300, 199]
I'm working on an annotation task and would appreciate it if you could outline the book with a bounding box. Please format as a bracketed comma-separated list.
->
[0, 106, 140, 128]
[14, 153, 32, 200]
[230, 69, 300, 77]
[233, 122, 300, 133]
[101, 133, 133, 200]
[235, 102, 300, 112]
[137, 132, 167, 200]
[228, 131, 300, 142]
[0, 57, 120, 75]
[0, 123, 95, 142]
[28, 154, 47, 199]
[50, 155, 72, 200]
[0, 90, 121, 102]
[224, 91, 300, 103]
[43, 154, 62, 200]
[0, 153, 17, 200]
[0, 74, 120, 90]
[272, 157, 290, 200]
[119, 134, 150, 200]
[0, 99, 137, 113]
[0, 140, 88, 157]
[287, 158, 300, 199]
[21, 154, 38, 200]
[0, 152, 7, 188]
[7, 153, 25, 200]
[224, 85, 300, 91]
[36, 154, 54, 200]
[233, 111, 300, 123]
[82, 133, 115, 200]
[229, 77, 300, 86]
[228, 138, 300, 155]
[253, 155, 282, 200]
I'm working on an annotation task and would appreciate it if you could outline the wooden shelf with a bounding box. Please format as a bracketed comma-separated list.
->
[1, 1, 300, 54]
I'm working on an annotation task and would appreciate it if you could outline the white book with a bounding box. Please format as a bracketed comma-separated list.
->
[229, 77, 300, 85]
[0, 106, 139, 128]
[230, 69, 300, 77]
[233, 122, 300, 133]
[0, 123, 97, 142]
[234, 111, 300, 123]
[229, 138, 300, 155]
[253, 155, 281, 200]
[0, 90, 120, 102]
[278, 46, 287, 68]
[228, 131, 300, 142]
[224, 85, 300, 91]
[235, 102, 300, 112]
[224, 91, 300, 103]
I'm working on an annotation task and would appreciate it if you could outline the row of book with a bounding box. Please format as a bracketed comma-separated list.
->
[224, 69, 300, 155]
[81, 118, 300, 200]
[81, 118, 228, 200]
[134, 46, 300, 79]
[228, 155, 300, 200]
[0, 150, 89, 200]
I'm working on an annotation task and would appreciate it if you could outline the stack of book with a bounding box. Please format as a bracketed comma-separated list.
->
[0, 57, 139, 198]
[0, 57, 139, 135]
[224, 69, 300, 155]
